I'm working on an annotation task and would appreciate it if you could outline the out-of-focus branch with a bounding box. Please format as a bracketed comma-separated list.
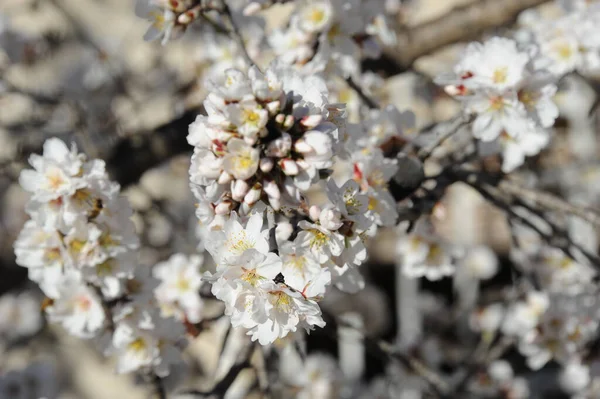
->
[105, 110, 199, 188]
[388, 0, 552, 69]
[499, 179, 600, 229]
[323, 312, 451, 397]
[223, 1, 257, 69]
[179, 341, 255, 397]
[449, 168, 600, 266]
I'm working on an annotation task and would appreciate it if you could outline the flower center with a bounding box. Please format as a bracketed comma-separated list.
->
[492, 67, 508, 84]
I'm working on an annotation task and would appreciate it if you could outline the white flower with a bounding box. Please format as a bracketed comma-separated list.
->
[296, 127, 335, 168]
[295, 220, 344, 263]
[14, 221, 66, 298]
[454, 37, 529, 91]
[222, 138, 260, 180]
[281, 352, 342, 399]
[560, 361, 590, 395]
[470, 304, 504, 334]
[458, 246, 498, 280]
[279, 241, 330, 298]
[500, 128, 549, 173]
[112, 321, 161, 374]
[298, 0, 334, 33]
[0, 291, 43, 341]
[246, 282, 325, 345]
[190, 148, 223, 185]
[351, 148, 398, 227]
[318, 205, 343, 231]
[153, 253, 205, 323]
[248, 66, 283, 102]
[206, 212, 270, 264]
[227, 99, 269, 140]
[465, 91, 531, 141]
[210, 249, 282, 301]
[326, 179, 372, 231]
[45, 275, 106, 338]
[397, 234, 455, 281]
[210, 68, 253, 101]
[501, 291, 549, 337]
[537, 247, 596, 295]
[19, 138, 84, 202]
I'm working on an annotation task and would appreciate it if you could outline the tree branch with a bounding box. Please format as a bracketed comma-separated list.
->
[388, 0, 552, 69]
[498, 179, 600, 229]
[105, 110, 199, 188]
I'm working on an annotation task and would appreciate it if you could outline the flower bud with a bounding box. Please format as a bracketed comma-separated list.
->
[260, 158, 274, 173]
[300, 114, 323, 129]
[266, 100, 281, 115]
[243, 2, 263, 15]
[266, 133, 292, 157]
[319, 206, 343, 230]
[283, 115, 295, 130]
[214, 200, 233, 215]
[276, 221, 294, 243]
[283, 180, 299, 200]
[263, 180, 281, 199]
[231, 179, 250, 202]
[309, 205, 321, 222]
[218, 171, 233, 185]
[275, 113, 286, 125]
[294, 139, 313, 153]
[269, 196, 281, 211]
[244, 183, 262, 205]
[280, 158, 299, 176]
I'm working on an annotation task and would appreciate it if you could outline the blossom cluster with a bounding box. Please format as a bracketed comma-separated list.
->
[268, 0, 396, 78]
[187, 63, 414, 342]
[188, 64, 343, 228]
[518, 0, 600, 77]
[13, 139, 186, 378]
[436, 36, 559, 173]
[136, 0, 223, 45]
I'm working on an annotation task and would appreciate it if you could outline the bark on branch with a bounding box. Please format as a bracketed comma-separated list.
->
[389, 0, 552, 69]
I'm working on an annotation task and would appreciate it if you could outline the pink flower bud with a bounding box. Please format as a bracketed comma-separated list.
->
[283, 115, 295, 130]
[294, 139, 313, 153]
[275, 114, 286, 125]
[300, 114, 323, 129]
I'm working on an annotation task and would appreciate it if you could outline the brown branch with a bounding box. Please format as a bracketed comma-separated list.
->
[498, 179, 600, 230]
[388, 0, 552, 69]
[105, 110, 199, 187]
[324, 312, 451, 397]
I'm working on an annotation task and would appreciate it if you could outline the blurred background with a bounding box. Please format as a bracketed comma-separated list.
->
[1, 0, 599, 398]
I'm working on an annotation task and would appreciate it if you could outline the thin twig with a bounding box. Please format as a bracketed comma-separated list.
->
[179, 341, 255, 397]
[388, 0, 553, 69]
[328, 314, 451, 396]
[223, 1, 257, 69]
[499, 179, 600, 229]
[345, 77, 380, 109]
[417, 114, 473, 162]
